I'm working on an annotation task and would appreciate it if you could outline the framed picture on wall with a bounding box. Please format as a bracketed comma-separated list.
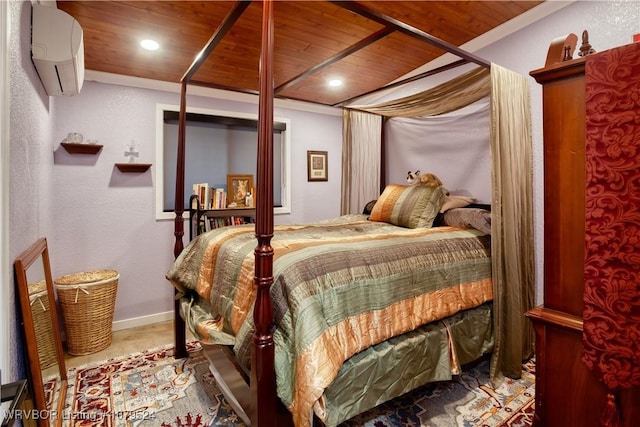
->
[227, 174, 254, 208]
[307, 150, 328, 182]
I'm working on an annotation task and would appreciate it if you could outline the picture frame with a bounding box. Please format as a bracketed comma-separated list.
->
[307, 150, 328, 182]
[227, 174, 254, 208]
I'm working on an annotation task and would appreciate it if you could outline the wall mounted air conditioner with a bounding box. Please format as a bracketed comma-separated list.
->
[31, 4, 84, 96]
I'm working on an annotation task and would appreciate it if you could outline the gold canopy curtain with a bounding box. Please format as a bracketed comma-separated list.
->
[341, 110, 382, 215]
[342, 64, 535, 382]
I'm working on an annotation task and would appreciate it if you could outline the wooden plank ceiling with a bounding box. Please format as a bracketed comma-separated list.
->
[57, 1, 543, 106]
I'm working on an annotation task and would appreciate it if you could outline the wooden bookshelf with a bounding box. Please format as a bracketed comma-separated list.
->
[189, 195, 255, 240]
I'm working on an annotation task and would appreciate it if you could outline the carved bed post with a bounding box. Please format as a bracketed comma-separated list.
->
[173, 81, 188, 359]
[172, 1, 250, 361]
[251, 0, 277, 426]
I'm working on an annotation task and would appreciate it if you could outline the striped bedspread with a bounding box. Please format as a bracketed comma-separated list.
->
[166, 214, 492, 427]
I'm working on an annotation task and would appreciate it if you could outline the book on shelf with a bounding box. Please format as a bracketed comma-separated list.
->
[192, 183, 228, 210]
[204, 215, 255, 230]
[192, 183, 209, 209]
[194, 213, 255, 235]
[211, 188, 227, 209]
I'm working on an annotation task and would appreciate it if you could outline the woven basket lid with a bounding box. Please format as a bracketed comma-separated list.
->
[54, 269, 119, 286]
[28, 279, 47, 295]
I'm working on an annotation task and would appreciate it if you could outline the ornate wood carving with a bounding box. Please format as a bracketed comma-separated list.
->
[544, 33, 578, 66]
[578, 29, 596, 57]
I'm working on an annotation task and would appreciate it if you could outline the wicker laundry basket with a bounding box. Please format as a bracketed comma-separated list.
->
[28, 280, 59, 370]
[54, 270, 119, 355]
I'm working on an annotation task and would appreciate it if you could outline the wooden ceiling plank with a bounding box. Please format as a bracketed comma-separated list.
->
[348, 33, 443, 69]
[273, 35, 350, 71]
[188, 79, 259, 97]
[181, 0, 252, 83]
[275, 1, 381, 42]
[479, 1, 544, 21]
[360, 1, 542, 47]
[330, 1, 490, 69]
[276, 31, 445, 102]
[59, 0, 542, 105]
[275, 20, 374, 52]
[275, 27, 394, 94]
[59, 1, 221, 39]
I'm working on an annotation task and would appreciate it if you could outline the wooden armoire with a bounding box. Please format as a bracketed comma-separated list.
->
[527, 39, 640, 426]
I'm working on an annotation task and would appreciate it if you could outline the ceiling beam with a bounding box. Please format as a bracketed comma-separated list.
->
[275, 27, 395, 94]
[330, 1, 491, 69]
[181, 1, 252, 83]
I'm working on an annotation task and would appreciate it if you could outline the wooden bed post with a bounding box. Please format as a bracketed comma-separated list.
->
[173, 81, 188, 359]
[173, 1, 251, 361]
[251, 0, 277, 426]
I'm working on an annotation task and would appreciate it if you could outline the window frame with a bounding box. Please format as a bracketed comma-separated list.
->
[155, 103, 291, 220]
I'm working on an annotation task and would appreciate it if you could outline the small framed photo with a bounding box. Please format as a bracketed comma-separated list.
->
[227, 174, 254, 208]
[307, 150, 328, 182]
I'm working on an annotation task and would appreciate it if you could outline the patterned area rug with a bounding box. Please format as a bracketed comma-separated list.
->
[342, 358, 535, 427]
[59, 342, 534, 426]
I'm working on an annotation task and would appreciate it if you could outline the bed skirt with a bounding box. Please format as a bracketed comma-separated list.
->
[319, 302, 493, 426]
[180, 296, 493, 426]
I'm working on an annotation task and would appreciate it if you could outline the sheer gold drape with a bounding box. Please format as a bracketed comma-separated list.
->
[341, 110, 382, 215]
[342, 64, 534, 382]
[488, 64, 535, 381]
[349, 66, 491, 117]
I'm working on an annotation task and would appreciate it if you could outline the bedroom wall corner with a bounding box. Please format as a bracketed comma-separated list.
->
[6, 0, 57, 382]
[1, 0, 10, 381]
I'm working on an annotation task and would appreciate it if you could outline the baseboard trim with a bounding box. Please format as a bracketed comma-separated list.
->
[112, 311, 174, 332]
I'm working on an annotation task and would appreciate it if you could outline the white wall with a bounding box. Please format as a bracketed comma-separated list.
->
[1, 0, 10, 381]
[474, 0, 640, 304]
[6, 0, 58, 382]
[384, 99, 492, 203]
[49, 81, 342, 324]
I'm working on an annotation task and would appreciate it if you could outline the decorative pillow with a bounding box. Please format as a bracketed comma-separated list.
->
[369, 184, 446, 228]
[362, 199, 378, 215]
[440, 195, 476, 213]
[442, 208, 492, 234]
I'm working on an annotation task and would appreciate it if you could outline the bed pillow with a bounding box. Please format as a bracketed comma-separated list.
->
[442, 208, 492, 234]
[362, 199, 378, 215]
[440, 195, 476, 213]
[369, 184, 446, 228]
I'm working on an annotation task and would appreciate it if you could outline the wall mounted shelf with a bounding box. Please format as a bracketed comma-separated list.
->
[115, 163, 152, 173]
[61, 142, 103, 154]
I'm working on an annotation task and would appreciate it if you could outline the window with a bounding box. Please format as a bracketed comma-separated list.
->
[155, 104, 291, 220]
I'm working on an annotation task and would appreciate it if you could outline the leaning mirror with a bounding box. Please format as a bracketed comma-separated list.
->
[15, 238, 66, 427]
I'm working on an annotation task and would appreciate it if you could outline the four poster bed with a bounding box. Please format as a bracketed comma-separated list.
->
[167, 2, 534, 426]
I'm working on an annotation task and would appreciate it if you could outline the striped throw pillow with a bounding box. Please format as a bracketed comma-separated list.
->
[369, 184, 446, 228]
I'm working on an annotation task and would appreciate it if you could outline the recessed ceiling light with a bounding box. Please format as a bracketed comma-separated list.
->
[328, 79, 343, 87]
[140, 39, 160, 51]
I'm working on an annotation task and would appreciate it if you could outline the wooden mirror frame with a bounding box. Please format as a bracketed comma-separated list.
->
[15, 238, 66, 426]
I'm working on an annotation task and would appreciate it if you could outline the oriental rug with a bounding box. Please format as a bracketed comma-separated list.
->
[59, 342, 534, 427]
